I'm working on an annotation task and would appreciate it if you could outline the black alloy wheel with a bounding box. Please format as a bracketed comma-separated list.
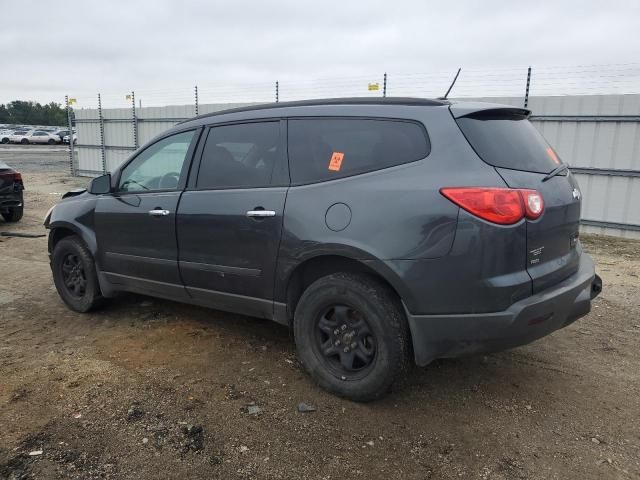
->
[61, 252, 88, 298]
[314, 304, 377, 378]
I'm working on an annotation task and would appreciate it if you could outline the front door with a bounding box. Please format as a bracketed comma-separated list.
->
[177, 121, 288, 319]
[94, 129, 200, 298]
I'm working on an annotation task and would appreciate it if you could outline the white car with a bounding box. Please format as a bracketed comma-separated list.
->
[9, 130, 61, 145]
[62, 133, 77, 144]
[0, 130, 14, 144]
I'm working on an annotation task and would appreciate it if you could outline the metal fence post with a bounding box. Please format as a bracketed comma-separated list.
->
[194, 85, 199, 116]
[275, 81, 279, 103]
[65, 95, 75, 176]
[98, 93, 106, 173]
[383, 72, 387, 97]
[524, 66, 532, 108]
[131, 90, 138, 149]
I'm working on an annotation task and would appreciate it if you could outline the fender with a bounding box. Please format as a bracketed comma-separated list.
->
[47, 219, 98, 259]
[274, 241, 414, 311]
[45, 193, 99, 260]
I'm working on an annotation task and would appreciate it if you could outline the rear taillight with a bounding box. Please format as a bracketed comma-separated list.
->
[520, 189, 544, 220]
[440, 187, 544, 225]
[0, 172, 22, 183]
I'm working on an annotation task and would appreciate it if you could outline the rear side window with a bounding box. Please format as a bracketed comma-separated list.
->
[288, 118, 430, 184]
[197, 122, 280, 189]
[456, 110, 560, 174]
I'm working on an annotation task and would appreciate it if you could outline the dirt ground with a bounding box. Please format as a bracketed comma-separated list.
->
[1, 151, 639, 479]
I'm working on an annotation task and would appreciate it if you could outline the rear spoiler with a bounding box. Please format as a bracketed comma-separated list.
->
[449, 102, 531, 119]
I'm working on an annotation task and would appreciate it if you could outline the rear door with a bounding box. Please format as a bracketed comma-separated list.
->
[176, 120, 288, 319]
[455, 108, 582, 293]
[37, 131, 47, 143]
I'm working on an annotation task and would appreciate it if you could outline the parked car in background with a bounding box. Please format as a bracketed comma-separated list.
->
[9, 130, 61, 144]
[8, 130, 30, 143]
[0, 130, 14, 144]
[63, 133, 77, 144]
[0, 160, 24, 222]
[52, 129, 71, 143]
[44, 97, 602, 401]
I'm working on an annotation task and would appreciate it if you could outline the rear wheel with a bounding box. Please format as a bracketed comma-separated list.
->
[1, 206, 23, 222]
[0, 137, 9, 144]
[52, 236, 103, 312]
[294, 272, 410, 402]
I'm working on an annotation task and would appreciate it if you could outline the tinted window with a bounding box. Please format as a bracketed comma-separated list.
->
[288, 118, 429, 184]
[456, 111, 560, 174]
[197, 122, 280, 189]
[118, 130, 196, 192]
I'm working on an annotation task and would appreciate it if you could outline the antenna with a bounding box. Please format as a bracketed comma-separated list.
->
[442, 68, 461, 99]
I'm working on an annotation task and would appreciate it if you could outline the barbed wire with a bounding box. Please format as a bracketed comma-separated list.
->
[64, 63, 640, 110]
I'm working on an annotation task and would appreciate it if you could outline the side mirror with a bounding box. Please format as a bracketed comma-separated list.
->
[88, 173, 112, 194]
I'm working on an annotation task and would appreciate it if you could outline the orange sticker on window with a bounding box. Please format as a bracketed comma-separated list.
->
[546, 147, 560, 165]
[328, 151, 344, 171]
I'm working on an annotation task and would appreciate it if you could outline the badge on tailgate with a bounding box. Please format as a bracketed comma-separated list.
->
[529, 246, 544, 265]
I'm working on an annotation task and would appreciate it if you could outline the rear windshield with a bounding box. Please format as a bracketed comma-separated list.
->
[456, 110, 561, 174]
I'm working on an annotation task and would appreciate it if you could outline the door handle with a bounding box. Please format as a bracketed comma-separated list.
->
[246, 209, 276, 218]
[148, 209, 170, 216]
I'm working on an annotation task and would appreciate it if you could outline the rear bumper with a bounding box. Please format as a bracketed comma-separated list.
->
[406, 254, 601, 366]
[0, 192, 23, 209]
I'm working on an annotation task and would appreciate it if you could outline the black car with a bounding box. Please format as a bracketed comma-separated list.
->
[44, 98, 602, 401]
[0, 161, 24, 222]
[52, 130, 71, 144]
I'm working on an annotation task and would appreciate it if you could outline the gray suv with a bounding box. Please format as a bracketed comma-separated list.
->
[45, 98, 602, 401]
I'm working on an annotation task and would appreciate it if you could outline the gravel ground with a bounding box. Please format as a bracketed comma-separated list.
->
[0, 145, 70, 173]
[1, 159, 639, 479]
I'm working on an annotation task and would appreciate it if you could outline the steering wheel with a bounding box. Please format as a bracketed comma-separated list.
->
[159, 172, 180, 189]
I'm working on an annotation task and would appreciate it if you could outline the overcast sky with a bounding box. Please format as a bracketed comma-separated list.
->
[2, 0, 639, 107]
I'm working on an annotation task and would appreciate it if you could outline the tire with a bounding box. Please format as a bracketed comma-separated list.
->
[294, 272, 410, 402]
[20, 138, 29, 145]
[1, 137, 9, 144]
[51, 236, 103, 312]
[47, 138, 55, 144]
[2, 206, 23, 222]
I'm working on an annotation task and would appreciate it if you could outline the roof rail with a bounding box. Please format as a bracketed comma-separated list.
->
[181, 97, 448, 123]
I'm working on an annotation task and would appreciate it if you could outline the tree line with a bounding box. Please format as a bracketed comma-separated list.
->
[0, 100, 70, 126]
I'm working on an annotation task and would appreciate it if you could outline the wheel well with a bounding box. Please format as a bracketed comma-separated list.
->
[285, 255, 403, 324]
[48, 227, 76, 253]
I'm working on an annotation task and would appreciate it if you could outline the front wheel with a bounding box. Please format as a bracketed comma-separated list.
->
[294, 272, 410, 402]
[47, 138, 55, 144]
[51, 236, 103, 312]
[20, 138, 29, 144]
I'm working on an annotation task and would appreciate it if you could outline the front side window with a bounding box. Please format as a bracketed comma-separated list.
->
[118, 130, 196, 192]
[196, 122, 280, 189]
[288, 118, 430, 184]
